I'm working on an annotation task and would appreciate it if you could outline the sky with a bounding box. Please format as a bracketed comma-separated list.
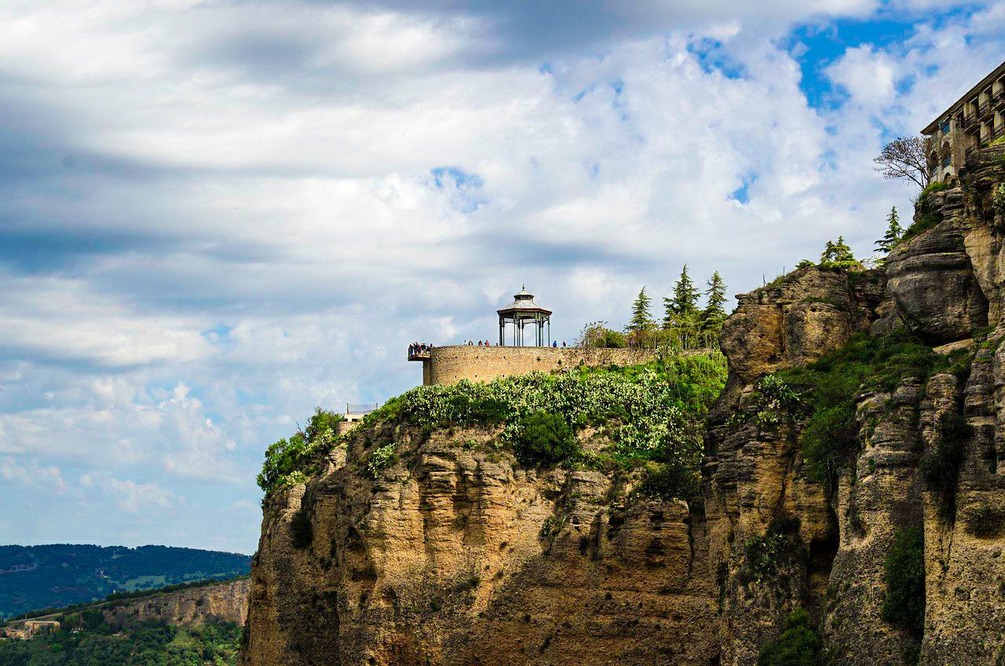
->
[1, 0, 1004, 555]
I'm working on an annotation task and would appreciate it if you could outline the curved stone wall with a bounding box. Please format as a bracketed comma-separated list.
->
[421, 346, 656, 385]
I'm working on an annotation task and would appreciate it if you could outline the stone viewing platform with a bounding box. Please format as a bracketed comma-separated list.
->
[407, 286, 656, 385]
[413, 345, 656, 386]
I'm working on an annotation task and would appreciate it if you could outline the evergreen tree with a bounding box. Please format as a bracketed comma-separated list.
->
[701, 271, 728, 333]
[875, 206, 903, 253]
[663, 265, 700, 329]
[819, 236, 858, 270]
[627, 287, 655, 333]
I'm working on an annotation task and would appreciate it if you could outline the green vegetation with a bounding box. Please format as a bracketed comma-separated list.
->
[366, 443, 397, 479]
[578, 321, 627, 348]
[882, 528, 925, 637]
[637, 462, 700, 506]
[0, 546, 250, 620]
[0, 617, 241, 666]
[903, 181, 952, 243]
[514, 411, 578, 466]
[757, 608, 822, 666]
[627, 287, 656, 336]
[819, 236, 859, 270]
[756, 333, 952, 483]
[663, 265, 700, 332]
[581, 268, 728, 352]
[993, 183, 1005, 215]
[256, 408, 343, 493]
[737, 517, 800, 588]
[920, 413, 971, 519]
[260, 355, 728, 502]
[875, 206, 903, 255]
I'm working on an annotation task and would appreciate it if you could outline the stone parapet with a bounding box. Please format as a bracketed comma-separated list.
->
[420, 346, 656, 385]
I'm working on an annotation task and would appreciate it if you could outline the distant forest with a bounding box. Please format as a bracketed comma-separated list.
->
[0, 545, 250, 619]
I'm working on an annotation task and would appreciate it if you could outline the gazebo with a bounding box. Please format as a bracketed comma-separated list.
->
[497, 286, 552, 347]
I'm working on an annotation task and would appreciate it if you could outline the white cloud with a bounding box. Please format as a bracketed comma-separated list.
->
[80, 471, 175, 514]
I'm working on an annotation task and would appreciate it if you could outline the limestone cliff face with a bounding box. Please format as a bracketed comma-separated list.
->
[243, 148, 1005, 665]
[241, 427, 718, 666]
[707, 146, 1005, 665]
[101, 579, 249, 629]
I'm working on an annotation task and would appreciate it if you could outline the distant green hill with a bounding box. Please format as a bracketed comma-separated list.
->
[0, 545, 251, 619]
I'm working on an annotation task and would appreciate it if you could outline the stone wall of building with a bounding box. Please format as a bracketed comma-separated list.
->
[420, 346, 656, 385]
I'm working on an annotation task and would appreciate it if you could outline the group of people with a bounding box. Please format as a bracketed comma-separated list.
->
[407, 342, 434, 358]
[411, 340, 570, 356]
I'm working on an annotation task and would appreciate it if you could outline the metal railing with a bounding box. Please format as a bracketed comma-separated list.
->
[962, 114, 977, 130]
[979, 101, 991, 117]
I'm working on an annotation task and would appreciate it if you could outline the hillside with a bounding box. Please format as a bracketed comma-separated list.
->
[0, 545, 250, 619]
[0, 578, 249, 666]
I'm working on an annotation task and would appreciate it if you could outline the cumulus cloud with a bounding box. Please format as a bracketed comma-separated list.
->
[0, 0, 1002, 551]
[80, 471, 176, 514]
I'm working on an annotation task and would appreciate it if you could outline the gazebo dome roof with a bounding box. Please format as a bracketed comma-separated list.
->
[497, 287, 552, 317]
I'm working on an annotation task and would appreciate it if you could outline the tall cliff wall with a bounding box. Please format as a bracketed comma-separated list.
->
[242, 147, 1005, 665]
[241, 427, 718, 666]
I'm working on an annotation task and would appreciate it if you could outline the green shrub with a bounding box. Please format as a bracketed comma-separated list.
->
[638, 463, 700, 505]
[757, 608, 822, 666]
[774, 332, 939, 483]
[737, 517, 800, 587]
[258, 354, 728, 492]
[258, 408, 343, 494]
[903, 181, 951, 243]
[920, 412, 971, 519]
[367, 443, 397, 478]
[257, 433, 311, 493]
[515, 411, 578, 466]
[882, 528, 925, 637]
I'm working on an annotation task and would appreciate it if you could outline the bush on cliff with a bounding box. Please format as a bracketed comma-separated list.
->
[257, 409, 343, 494]
[514, 411, 578, 466]
[902, 180, 951, 243]
[769, 333, 940, 482]
[756, 608, 822, 666]
[882, 527, 925, 637]
[258, 354, 727, 495]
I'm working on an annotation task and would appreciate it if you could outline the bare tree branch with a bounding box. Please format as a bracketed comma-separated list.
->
[874, 136, 930, 190]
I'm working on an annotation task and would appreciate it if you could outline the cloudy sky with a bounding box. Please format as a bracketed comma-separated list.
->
[1, 0, 1003, 554]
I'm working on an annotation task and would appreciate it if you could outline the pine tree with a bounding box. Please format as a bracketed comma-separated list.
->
[627, 287, 655, 333]
[701, 271, 728, 333]
[875, 206, 903, 254]
[663, 265, 700, 329]
[820, 236, 858, 270]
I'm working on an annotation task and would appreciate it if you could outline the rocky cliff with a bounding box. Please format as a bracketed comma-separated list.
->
[101, 578, 250, 630]
[241, 147, 1005, 665]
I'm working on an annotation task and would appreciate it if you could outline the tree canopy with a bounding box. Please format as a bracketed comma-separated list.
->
[874, 136, 930, 189]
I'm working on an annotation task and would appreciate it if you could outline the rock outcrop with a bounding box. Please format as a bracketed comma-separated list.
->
[241, 146, 1005, 665]
[242, 427, 719, 666]
[101, 579, 249, 630]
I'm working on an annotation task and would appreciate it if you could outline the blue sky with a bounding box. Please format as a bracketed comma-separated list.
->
[0, 0, 1003, 554]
